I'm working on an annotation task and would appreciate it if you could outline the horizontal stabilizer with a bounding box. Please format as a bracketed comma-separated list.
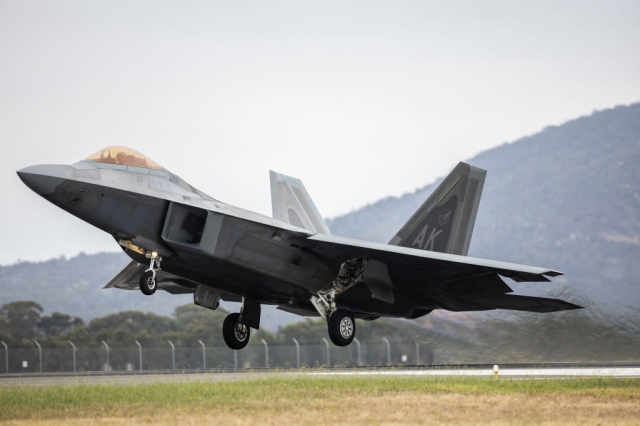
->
[474, 294, 583, 313]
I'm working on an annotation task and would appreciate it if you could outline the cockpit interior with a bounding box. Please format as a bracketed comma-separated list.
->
[85, 146, 163, 171]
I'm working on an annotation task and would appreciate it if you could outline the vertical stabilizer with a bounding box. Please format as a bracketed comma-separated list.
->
[270, 171, 332, 234]
[388, 162, 486, 256]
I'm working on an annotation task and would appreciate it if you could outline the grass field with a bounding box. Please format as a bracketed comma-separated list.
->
[1, 376, 639, 425]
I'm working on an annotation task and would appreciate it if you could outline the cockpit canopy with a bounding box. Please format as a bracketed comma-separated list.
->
[84, 146, 163, 171]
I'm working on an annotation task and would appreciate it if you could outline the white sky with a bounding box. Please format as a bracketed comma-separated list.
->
[1, 0, 639, 265]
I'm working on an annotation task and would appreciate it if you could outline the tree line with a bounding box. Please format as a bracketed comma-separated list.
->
[0, 300, 419, 349]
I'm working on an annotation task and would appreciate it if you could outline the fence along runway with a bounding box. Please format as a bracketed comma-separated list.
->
[1, 363, 639, 387]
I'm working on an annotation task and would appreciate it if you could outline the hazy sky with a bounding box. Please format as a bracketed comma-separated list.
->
[1, 0, 639, 265]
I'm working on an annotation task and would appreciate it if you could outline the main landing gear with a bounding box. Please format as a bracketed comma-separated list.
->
[328, 309, 356, 346]
[311, 259, 365, 347]
[139, 254, 162, 296]
[311, 285, 357, 347]
[222, 298, 261, 350]
[223, 312, 250, 350]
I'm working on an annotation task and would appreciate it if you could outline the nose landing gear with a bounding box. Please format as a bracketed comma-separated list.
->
[139, 270, 156, 295]
[139, 254, 162, 296]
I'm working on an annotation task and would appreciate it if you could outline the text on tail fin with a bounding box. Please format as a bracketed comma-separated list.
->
[389, 162, 486, 256]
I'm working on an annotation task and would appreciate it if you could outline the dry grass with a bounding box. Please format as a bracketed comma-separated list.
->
[1, 376, 639, 425]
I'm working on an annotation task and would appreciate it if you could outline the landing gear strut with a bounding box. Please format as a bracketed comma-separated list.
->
[139, 254, 162, 296]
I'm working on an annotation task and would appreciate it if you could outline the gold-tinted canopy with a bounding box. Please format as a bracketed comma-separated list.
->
[84, 146, 162, 170]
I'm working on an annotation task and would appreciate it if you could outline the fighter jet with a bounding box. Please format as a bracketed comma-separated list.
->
[17, 146, 581, 349]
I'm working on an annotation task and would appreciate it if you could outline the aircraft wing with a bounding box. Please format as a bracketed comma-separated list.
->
[307, 233, 561, 281]
[103, 261, 146, 290]
[303, 233, 580, 313]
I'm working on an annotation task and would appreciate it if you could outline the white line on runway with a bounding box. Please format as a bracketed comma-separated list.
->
[307, 368, 640, 378]
[2, 367, 639, 387]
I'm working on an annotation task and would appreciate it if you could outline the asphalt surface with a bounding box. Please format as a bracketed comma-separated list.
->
[2, 363, 640, 387]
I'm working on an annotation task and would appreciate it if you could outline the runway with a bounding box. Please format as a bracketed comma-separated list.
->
[308, 366, 640, 378]
[1, 363, 639, 387]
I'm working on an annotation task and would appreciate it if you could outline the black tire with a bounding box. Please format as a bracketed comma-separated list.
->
[139, 270, 157, 296]
[223, 313, 250, 350]
[328, 309, 356, 346]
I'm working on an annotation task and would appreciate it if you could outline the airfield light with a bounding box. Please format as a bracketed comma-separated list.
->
[493, 365, 499, 379]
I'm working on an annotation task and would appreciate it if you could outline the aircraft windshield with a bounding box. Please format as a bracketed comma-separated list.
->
[84, 146, 163, 170]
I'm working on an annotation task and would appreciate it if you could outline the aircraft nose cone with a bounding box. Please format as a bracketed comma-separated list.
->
[17, 164, 69, 196]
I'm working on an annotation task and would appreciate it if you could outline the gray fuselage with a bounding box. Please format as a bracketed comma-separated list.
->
[17, 160, 425, 318]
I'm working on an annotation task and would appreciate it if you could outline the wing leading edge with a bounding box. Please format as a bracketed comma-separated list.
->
[307, 233, 562, 281]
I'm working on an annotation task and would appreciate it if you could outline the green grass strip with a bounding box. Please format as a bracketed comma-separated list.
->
[1, 376, 639, 421]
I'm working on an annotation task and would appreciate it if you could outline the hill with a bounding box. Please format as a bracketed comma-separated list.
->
[0, 253, 182, 318]
[0, 252, 298, 330]
[328, 103, 640, 361]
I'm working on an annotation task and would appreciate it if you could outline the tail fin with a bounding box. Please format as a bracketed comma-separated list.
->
[270, 171, 332, 234]
[388, 162, 486, 256]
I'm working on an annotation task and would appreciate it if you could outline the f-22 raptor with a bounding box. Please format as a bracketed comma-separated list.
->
[18, 146, 581, 349]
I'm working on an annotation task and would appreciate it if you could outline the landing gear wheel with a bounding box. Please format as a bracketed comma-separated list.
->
[328, 309, 356, 346]
[223, 313, 250, 350]
[139, 270, 157, 296]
